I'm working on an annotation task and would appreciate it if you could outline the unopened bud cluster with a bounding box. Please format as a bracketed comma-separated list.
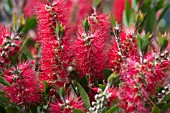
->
[0, 35, 21, 68]
[157, 84, 170, 103]
[89, 92, 110, 113]
[155, 51, 169, 62]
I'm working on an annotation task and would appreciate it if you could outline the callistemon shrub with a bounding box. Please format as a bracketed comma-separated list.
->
[0, 0, 170, 113]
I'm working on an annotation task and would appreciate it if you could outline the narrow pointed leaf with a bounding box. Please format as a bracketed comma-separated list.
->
[160, 92, 170, 103]
[77, 83, 90, 109]
[106, 105, 119, 113]
[144, 9, 156, 33]
[0, 76, 11, 86]
[125, 0, 131, 25]
[23, 17, 37, 34]
[73, 109, 85, 113]
[151, 106, 161, 113]
[160, 38, 168, 52]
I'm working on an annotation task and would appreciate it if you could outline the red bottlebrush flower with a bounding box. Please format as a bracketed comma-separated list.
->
[24, 0, 37, 17]
[112, 0, 132, 23]
[116, 49, 170, 112]
[66, 0, 93, 31]
[108, 28, 139, 72]
[0, 24, 9, 68]
[50, 95, 86, 113]
[36, 0, 71, 86]
[142, 52, 170, 92]
[73, 14, 110, 80]
[24, 0, 47, 17]
[0, 25, 22, 68]
[117, 82, 148, 113]
[3, 61, 41, 105]
[0, 24, 9, 46]
[36, 0, 68, 43]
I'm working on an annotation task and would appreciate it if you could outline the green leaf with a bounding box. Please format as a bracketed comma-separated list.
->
[123, 0, 132, 26]
[110, 15, 116, 27]
[5, 107, 19, 113]
[44, 81, 48, 91]
[0, 94, 9, 107]
[73, 109, 85, 113]
[43, 81, 51, 96]
[99, 84, 106, 91]
[144, 8, 156, 33]
[108, 72, 118, 84]
[123, 11, 128, 27]
[156, 0, 164, 11]
[43, 105, 48, 110]
[158, 32, 168, 52]
[29, 105, 38, 113]
[78, 75, 90, 92]
[55, 22, 65, 38]
[10, 54, 19, 66]
[3, 0, 13, 15]
[141, 0, 152, 13]
[22, 48, 33, 59]
[160, 38, 168, 52]
[103, 69, 113, 80]
[82, 19, 90, 34]
[37, 106, 41, 113]
[77, 83, 90, 109]
[125, 0, 131, 24]
[58, 87, 66, 99]
[161, 92, 170, 103]
[160, 102, 170, 111]
[23, 17, 37, 34]
[0, 76, 11, 87]
[13, 13, 17, 31]
[20, 53, 27, 62]
[106, 105, 119, 113]
[151, 106, 161, 113]
[137, 34, 150, 57]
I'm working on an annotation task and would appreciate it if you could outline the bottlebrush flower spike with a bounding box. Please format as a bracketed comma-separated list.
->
[24, 0, 47, 17]
[142, 51, 170, 92]
[3, 61, 41, 105]
[108, 27, 139, 72]
[117, 82, 148, 113]
[117, 50, 170, 112]
[24, 0, 37, 17]
[50, 94, 86, 113]
[112, 0, 132, 23]
[73, 13, 110, 80]
[0, 24, 9, 45]
[36, 0, 71, 86]
[66, 0, 93, 31]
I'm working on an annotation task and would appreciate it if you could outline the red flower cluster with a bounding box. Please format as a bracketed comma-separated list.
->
[102, 25, 170, 112]
[117, 52, 170, 112]
[66, 0, 93, 31]
[3, 61, 41, 105]
[36, 0, 70, 86]
[73, 13, 110, 80]
[0, 0, 170, 113]
[50, 95, 86, 113]
[108, 28, 139, 72]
